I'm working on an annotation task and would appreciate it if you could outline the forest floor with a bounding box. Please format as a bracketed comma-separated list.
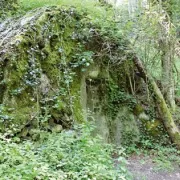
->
[127, 155, 180, 180]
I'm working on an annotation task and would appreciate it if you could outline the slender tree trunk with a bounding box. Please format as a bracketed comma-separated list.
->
[132, 54, 180, 149]
[160, 38, 176, 111]
[157, 0, 177, 112]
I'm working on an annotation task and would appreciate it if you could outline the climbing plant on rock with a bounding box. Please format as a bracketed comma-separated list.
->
[0, 6, 130, 138]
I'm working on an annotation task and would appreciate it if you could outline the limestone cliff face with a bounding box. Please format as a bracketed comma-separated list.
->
[0, 6, 141, 144]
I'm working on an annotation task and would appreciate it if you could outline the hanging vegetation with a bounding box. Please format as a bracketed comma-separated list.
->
[0, 6, 140, 145]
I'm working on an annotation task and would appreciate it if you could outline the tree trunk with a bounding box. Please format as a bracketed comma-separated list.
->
[160, 38, 176, 111]
[157, 0, 176, 112]
[132, 54, 180, 149]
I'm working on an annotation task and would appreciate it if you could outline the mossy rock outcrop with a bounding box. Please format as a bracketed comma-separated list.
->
[0, 6, 140, 143]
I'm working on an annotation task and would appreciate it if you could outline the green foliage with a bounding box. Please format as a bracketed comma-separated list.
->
[71, 51, 94, 71]
[19, 0, 125, 46]
[19, 0, 113, 22]
[125, 141, 180, 172]
[0, 1, 129, 134]
[138, 118, 169, 145]
[1, 0, 178, 155]
[0, 0, 19, 21]
[106, 82, 136, 118]
[152, 144, 180, 172]
[0, 104, 13, 123]
[0, 123, 130, 179]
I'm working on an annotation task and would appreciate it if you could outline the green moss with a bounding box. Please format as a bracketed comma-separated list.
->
[0, 6, 135, 141]
[0, 0, 18, 21]
[111, 106, 140, 145]
[105, 80, 136, 119]
[174, 132, 180, 142]
[70, 73, 85, 122]
[134, 104, 144, 116]
[145, 119, 162, 136]
[4, 53, 27, 89]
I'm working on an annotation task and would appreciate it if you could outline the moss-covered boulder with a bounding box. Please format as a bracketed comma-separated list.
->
[0, 6, 140, 144]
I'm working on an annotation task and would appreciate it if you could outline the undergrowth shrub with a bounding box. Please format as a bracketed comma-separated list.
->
[124, 141, 180, 172]
[0, 122, 130, 180]
[0, 0, 19, 21]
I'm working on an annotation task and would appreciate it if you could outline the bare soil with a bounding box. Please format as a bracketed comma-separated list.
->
[127, 155, 180, 180]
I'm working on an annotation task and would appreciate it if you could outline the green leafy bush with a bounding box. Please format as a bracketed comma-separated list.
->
[0, 0, 19, 20]
[0, 123, 130, 179]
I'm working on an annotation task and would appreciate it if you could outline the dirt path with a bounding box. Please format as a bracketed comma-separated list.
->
[127, 155, 180, 180]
